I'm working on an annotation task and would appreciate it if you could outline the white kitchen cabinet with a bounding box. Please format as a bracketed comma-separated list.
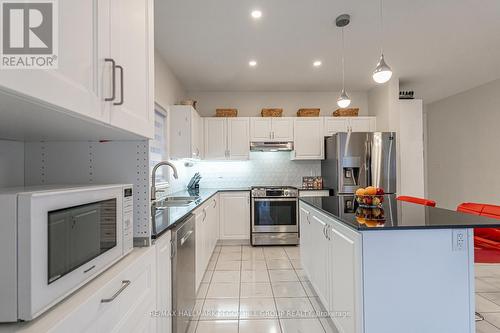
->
[170, 105, 203, 159]
[219, 192, 250, 240]
[300, 202, 363, 333]
[194, 195, 219, 291]
[0, 0, 154, 139]
[0, 1, 108, 124]
[18, 247, 158, 333]
[250, 118, 293, 142]
[227, 118, 251, 160]
[108, 0, 154, 138]
[292, 118, 324, 160]
[324, 117, 376, 136]
[329, 222, 362, 333]
[155, 232, 172, 333]
[204, 118, 250, 160]
[310, 214, 331, 310]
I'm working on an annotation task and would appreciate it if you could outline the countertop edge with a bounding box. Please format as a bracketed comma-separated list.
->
[299, 197, 500, 231]
[152, 189, 251, 239]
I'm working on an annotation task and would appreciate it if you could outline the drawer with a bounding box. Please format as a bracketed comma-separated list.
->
[49, 247, 157, 333]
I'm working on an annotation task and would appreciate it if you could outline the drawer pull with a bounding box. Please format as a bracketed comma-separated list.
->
[101, 280, 131, 303]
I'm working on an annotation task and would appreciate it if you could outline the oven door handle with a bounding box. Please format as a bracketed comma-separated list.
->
[253, 198, 297, 202]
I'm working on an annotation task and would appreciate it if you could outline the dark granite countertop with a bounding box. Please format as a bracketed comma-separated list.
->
[151, 188, 251, 239]
[300, 195, 500, 231]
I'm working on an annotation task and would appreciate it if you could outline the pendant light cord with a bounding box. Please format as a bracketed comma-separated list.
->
[379, 0, 384, 54]
[341, 27, 345, 89]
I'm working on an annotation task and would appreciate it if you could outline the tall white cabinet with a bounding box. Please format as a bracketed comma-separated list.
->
[204, 118, 250, 160]
[0, 0, 154, 139]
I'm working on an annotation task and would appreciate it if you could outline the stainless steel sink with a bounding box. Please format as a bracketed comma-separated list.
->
[154, 196, 200, 208]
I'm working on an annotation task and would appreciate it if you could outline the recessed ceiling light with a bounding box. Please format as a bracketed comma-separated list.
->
[251, 10, 262, 19]
[248, 60, 257, 67]
[313, 60, 322, 67]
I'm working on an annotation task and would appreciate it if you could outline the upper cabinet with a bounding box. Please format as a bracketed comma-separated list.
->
[250, 118, 294, 142]
[170, 105, 203, 159]
[108, 0, 154, 138]
[325, 117, 376, 136]
[205, 117, 250, 160]
[292, 118, 324, 160]
[0, 0, 154, 139]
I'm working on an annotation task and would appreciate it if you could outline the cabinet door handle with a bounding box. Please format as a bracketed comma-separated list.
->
[113, 65, 124, 106]
[104, 58, 116, 102]
[101, 280, 131, 303]
[213, 199, 217, 208]
[202, 209, 207, 222]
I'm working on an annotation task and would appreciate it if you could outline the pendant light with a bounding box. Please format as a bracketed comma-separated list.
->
[336, 14, 351, 109]
[372, 0, 392, 83]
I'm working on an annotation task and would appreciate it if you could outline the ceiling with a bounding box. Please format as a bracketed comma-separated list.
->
[155, 0, 500, 103]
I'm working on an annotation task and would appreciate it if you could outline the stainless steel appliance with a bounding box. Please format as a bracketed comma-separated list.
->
[322, 132, 397, 194]
[0, 184, 133, 322]
[251, 186, 299, 245]
[250, 141, 293, 152]
[171, 214, 196, 333]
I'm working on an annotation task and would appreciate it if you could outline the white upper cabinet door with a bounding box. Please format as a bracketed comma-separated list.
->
[325, 118, 349, 136]
[293, 118, 324, 160]
[250, 118, 272, 141]
[204, 118, 227, 160]
[271, 118, 294, 141]
[349, 117, 376, 132]
[227, 118, 250, 160]
[0, 0, 108, 123]
[219, 192, 250, 240]
[109, 0, 154, 138]
[191, 110, 203, 159]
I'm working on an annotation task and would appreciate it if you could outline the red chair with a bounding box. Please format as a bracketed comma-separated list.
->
[396, 195, 437, 207]
[457, 203, 500, 264]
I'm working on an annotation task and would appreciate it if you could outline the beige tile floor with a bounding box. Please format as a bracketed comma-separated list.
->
[189, 245, 339, 333]
[476, 264, 500, 332]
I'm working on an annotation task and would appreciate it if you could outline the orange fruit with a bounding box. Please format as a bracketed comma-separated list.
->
[365, 186, 377, 195]
[355, 188, 365, 196]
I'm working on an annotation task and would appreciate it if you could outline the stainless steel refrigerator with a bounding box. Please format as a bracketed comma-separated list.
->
[322, 132, 397, 194]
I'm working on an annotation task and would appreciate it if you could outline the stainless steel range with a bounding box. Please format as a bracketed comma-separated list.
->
[251, 186, 299, 246]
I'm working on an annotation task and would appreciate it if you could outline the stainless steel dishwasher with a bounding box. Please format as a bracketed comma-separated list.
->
[171, 214, 196, 333]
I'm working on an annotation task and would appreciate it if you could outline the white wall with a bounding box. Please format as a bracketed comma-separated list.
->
[367, 78, 400, 131]
[187, 91, 369, 117]
[426, 78, 500, 210]
[154, 49, 187, 109]
[0, 140, 24, 187]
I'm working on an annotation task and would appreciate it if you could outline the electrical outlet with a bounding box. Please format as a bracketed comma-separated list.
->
[452, 229, 467, 251]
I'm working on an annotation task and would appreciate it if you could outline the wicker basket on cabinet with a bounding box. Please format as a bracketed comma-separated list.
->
[333, 108, 359, 117]
[215, 109, 238, 117]
[297, 108, 320, 117]
[261, 108, 283, 117]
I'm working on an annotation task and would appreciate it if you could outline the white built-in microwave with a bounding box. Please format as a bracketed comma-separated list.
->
[0, 184, 134, 322]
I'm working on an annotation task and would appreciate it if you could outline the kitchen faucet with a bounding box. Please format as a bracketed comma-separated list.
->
[151, 161, 179, 201]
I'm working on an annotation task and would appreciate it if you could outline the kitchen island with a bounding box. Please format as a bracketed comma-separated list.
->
[299, 195, 500, 333]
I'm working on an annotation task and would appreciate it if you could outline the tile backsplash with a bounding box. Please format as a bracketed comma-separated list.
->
[165, 152, 321, 194]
